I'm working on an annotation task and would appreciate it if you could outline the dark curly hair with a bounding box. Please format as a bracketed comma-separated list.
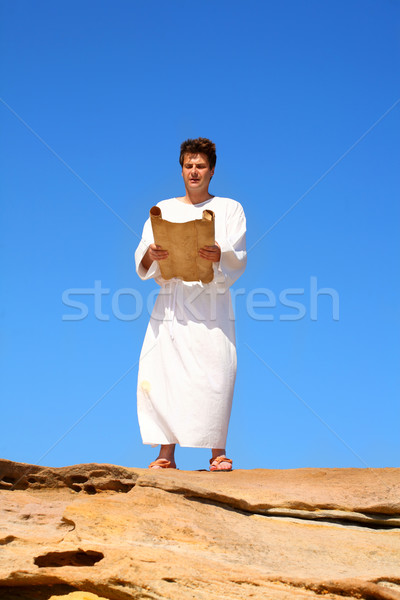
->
[179, 137, 217, 169]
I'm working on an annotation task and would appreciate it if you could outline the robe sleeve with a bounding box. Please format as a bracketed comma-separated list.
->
[134, 216, 162, 281]
[215, 201, 247, 288]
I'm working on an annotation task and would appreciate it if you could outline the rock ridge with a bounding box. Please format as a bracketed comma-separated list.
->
[0, 459, 399, 599]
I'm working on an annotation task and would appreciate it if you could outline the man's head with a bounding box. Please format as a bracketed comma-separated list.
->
[179, 138, 216, 194]
[179, 138, 217, 170]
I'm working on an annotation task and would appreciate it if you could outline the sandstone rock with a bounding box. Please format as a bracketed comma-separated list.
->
[0, 459, 399, 599]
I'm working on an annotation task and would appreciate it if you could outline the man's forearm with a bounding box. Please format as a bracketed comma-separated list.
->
[141, 248, 152, 271]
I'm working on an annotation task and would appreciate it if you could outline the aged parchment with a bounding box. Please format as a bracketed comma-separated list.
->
[150, 206, 215, 283]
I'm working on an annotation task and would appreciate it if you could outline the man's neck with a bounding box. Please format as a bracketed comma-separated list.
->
[181, 190, 214, 205]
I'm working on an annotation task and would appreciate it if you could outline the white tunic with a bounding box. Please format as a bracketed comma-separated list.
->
[135, 196, 247, 448]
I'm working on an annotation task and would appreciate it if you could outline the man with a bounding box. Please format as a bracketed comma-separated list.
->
[135, 138, 246, 471]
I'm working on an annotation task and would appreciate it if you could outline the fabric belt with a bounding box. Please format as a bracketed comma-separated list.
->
[165, 277, 217, 340]
[167, 279, 180, 340]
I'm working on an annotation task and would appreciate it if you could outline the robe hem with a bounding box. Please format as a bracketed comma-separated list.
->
[142, 441, 227, 449]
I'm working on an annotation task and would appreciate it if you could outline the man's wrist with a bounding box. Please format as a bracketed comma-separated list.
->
[141, 248, 152, 271]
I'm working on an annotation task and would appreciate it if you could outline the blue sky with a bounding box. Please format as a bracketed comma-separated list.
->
[1, 1, 399, 471]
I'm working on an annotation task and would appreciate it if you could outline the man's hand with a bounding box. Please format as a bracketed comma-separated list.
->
[141, 243, 168, 270]
[198, 241, 221, 262]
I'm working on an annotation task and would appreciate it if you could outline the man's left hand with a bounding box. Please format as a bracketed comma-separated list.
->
[198, 241, 221, 262]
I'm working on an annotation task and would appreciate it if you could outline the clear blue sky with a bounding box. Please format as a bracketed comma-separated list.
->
[1, 1, 399, 471]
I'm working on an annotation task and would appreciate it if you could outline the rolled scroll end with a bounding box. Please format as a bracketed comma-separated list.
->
[150, 206, 162, 218]
[202, 209, 214, 222]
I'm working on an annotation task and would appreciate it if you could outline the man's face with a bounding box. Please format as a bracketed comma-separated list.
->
[181, 153, 214, 192]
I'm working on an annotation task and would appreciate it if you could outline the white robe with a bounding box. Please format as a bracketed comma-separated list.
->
[134, 196, 247, 448]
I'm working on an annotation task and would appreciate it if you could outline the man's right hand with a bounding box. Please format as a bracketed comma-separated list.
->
[141, 243, 169, 270]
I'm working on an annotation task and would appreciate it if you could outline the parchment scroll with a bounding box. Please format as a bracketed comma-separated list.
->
[149, 206, 215, 283]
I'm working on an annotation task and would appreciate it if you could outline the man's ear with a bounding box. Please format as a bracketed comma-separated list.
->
[210, 167, 215, 178]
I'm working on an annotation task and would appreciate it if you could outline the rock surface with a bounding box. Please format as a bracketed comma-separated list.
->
[0, 458, 399, 600]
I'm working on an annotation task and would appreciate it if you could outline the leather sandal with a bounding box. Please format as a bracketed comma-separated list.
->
[148, 458, 176, 469]
[209, 455, 233, 472]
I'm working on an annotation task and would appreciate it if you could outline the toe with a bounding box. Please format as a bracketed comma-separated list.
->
[217, 461, 232, 470]
[210, 459, 232, 471]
